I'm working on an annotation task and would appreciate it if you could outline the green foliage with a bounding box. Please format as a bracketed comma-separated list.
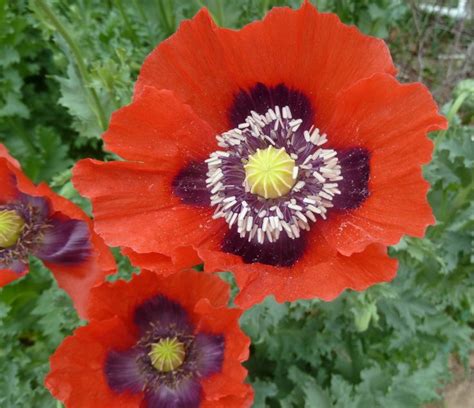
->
[315, 0, 408, 38]
[453, 79, 474, 124]
[0, 1, 73, 182]
[0, 0, 35, 119]
[0, 260, 80, 407]
[0, 0, 472, 407]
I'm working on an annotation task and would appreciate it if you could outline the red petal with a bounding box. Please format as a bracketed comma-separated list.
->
[202, 231, 397, 308]
[0, 158, 23, 202]
[0, 144, 20, 168]
[318, 74, 447, 255]
[87, 270, 230, 324]
[45, 317, 142, 408]
[16, 182, 116, 318]
[194, 299, 252, 406]
[47, 273, 250, 407]
[136, 3, 395, 131]
[1, 149, 116, 312]
[0, 268, 27, 286]
[201, 390, 254, 408]
[103, 87, 217, 168]
[122, 246, 201, 274]
[73, 159, 225, 257]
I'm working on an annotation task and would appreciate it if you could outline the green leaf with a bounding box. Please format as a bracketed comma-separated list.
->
[55, 64, 104, 139]
[252, 378, 278, 408]
[288, 366, 332, 408]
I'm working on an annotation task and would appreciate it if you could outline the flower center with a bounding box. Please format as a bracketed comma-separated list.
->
[244, 146, 296, 199]
[148, 337, 186, 372]
[0, 210, 24, 248]
[205, 105, 342, 244]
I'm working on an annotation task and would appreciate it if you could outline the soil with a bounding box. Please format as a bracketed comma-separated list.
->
[425, 354, 474, 408]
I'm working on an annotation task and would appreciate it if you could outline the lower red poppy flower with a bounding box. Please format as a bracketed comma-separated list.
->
[45, 269, 253, 408]
[0, 144, 115, 317]
[73, 4, 447, 308]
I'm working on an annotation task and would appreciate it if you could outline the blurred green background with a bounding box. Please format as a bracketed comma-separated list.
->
[0, 1, 472, 407]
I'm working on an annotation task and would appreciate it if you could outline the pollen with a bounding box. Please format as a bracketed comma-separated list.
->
[0, 210, 24, 248]
[244, 146, 296, 199]
[148, 337, 186, 373]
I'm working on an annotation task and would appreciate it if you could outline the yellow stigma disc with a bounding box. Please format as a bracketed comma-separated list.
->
[0, 210, 24, 248]
[244, 146, 296, 199]
[148, 337, 186, 372]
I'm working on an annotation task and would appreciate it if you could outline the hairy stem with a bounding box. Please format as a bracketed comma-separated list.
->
[32, 0, 108, 131]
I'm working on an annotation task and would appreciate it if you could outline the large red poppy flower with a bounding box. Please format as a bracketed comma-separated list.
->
[45, 269, 253, 408]
[0, 144, 115, 317]
[73, 3, 447, 308]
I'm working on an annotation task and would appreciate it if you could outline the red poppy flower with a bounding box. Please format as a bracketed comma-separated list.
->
[0, 144, 115, 317]
[45, 269, 253, 408]
[73, 3, 447, 308]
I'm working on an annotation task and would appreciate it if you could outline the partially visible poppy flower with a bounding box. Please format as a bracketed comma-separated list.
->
[46, 269, 253, 408]
[0, 144, 115, 317]
[73, 3, 447, 308]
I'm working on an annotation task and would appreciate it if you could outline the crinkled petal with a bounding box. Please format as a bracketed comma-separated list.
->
[0, 264, 28, 286]
[136, 3, 395, 132]
[202, 231, 398, 308]
[194, 299, 252, 404]
[73, 159, 224, 258]
[21, 183, 116, 318]
[87, 270, 230, 324]
[318, 74, 447, 255]
[0, 144, 20, 168]
[1, 149, 116, 317]
[45, 317, 142, 408]
[0, 158, 21, 203]
[103, 87, 217, 168]
[35, 216, 91, 264]
[122, 246, 202, 275]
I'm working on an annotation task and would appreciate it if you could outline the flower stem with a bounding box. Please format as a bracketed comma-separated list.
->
[436, 91, 468, 145]
[447, 92, 469, 124]
[114, 0, 140, 43]
[32, 0, 108, 131]
[156, 0, 175, 35]
[215, 0, 225, 26]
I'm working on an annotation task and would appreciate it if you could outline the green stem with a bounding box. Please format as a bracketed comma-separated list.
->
[436, 91, 469, 146]
[131, 0, 154, 41]
[166, 0, 176, 31]
[115, 0, 139, 43]
[131, 0, 149, 29]
[447, 92, 469, 124]
[215, 0, 224, 26]
[347, 334, 363, 382]
[156, 0, 174, 35]
[261, 0, 270, 15]
[32, 0, 107, 131]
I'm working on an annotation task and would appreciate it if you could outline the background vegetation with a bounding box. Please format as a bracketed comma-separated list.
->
[0, 0, 472, 406]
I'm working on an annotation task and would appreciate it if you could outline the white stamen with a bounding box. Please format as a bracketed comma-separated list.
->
[204, 105, 343, 244]
[292, 166, 299, 180]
